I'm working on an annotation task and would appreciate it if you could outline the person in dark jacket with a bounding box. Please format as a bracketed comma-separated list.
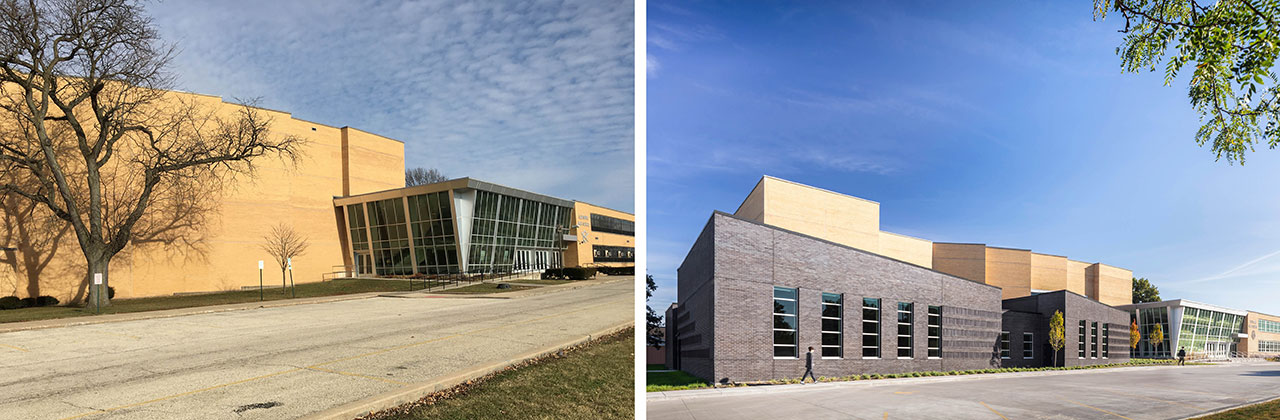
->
[801, 346, 817, 383]
[1177, 347, 1186, 366]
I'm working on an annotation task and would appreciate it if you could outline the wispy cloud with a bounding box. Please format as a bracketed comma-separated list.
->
[1170, 250, 1280, 286]
[149, 0, 634, 211]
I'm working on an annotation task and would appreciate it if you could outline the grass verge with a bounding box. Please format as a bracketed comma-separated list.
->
[0, 279, 430, 324]
[360, 327, 634, 420]
[646, 358, 1200, 392]
[435, 283, 536, 294]
[1194, 397, 1280, 419]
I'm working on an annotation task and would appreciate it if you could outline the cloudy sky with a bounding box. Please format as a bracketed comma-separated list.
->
[648, 0, 1280, 315]
[148, 0, 634, 212]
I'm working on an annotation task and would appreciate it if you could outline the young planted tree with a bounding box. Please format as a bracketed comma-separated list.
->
[1048, 310, 1066, 367]
[0, 0, 300, 306]
[1130, 319, 1141, 349]
[405, 167, 448, 186]
[1152, 323, 1165, 354]
[260, 224, 309, 293]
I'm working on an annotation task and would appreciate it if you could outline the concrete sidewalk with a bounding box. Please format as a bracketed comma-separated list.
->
[648, 361, 1280, 419]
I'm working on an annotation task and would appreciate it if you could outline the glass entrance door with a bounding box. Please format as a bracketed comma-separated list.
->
[354, 252, 373, 276]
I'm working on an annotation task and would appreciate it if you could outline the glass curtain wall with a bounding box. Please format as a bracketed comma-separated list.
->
[1134, 307, 1173, 358]
[1176, 307, 1243, 358]
[366, 198, 413, 275]
[467, 190, 570, 274]
[407, 191, 457, 274]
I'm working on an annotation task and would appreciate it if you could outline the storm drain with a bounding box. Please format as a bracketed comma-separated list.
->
[234, 401, 282, 414]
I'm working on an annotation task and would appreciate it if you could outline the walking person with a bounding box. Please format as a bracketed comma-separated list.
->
[801, 346, 817, 383]
[1177, 347, 1186, 366]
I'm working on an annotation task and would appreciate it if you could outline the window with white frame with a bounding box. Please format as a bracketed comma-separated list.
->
[1023, 332, 1034, 359]
[1078, 320, 1087, 358]
[927, 305, 942, 358]
[821, 292, 842, 358]
[1000, 331, 1010, 359]
[773, 287, 798, 358]
[1260, 340, 1280, 353]
[897, 302, 914, 358]
[862, 298, 881, 358]
[1102, 324, 1110, 358]
[1090, 322, 1098, 358]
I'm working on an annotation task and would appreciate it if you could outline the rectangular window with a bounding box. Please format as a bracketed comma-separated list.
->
[1023, 332, 1034, 359]
[1102, 324, 1110, 358]
[1261, 319, 1280, 334]
[1078, 320, 1087, 359]
[821, 293, 842, 358]
[1091, 322, 1099, 358]
[927, 305, 942, 358]
[862, 298, 881, 358]
[1260, 340, 1280, 353]
[589, 213, 634, 236]
[773, 287, 798, 358]
[897, 302, 914, 358]
[1000, 331, 1010, 359]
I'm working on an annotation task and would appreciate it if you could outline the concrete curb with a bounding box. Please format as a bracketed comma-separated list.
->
[646, 363, 1234, 401]
[0, 292, 382, 335]
[1176, 394, 1280, 419]
[378, 277, 626, 300]
[299, 320, 636, 420]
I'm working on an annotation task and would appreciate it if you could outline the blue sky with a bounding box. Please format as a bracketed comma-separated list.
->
[148, 0, 634, 212]
[647, 0, 1280, 316]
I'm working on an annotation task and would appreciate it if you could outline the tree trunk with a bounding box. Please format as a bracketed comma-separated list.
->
[281, 268, 287, 293]
[84, 254, 112, 308]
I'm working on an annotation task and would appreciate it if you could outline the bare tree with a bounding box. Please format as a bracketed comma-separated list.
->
[0, 0, 301, 306]
[260, 223, 308, 290]
[405, 167, 448, 186]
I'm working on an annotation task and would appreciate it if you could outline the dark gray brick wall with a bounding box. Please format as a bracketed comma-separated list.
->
[703, 212, 1004, 383]
[1000, 291, 1131, 368]
[673, 216, 717, 381]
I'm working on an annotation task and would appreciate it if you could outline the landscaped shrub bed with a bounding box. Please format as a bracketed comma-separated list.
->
[755, 359, 1184, 386]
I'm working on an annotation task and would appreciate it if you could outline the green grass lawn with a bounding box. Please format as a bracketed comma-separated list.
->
[368, 328, 634, 420]
[647, 370, 711, 392]
[1194, 397, 1280, 420]
[0, 279, 431, 324]
[435, 283, 536, 294]
[508, 279, 576, 286]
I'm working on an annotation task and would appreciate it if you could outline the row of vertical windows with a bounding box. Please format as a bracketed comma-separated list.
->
[1261, 319, 1280, 334]
[769, 288, 942, 360]
[1134, 307, 1172, 358]
[773, 287, 799, 357]
[592, 245, 635, 263]
[1176, 307, 1243, 356]
[1077, 320, 1108, 359]
[346, 204, 369, 251]
[999, 332, 1034, 359]
[821, 293, 842, 358]
[1260, 340, 1280, 353]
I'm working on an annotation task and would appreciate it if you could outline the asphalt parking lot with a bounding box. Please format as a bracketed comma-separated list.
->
[647, 362, 1280, 419]
[0, 278, 633, 419]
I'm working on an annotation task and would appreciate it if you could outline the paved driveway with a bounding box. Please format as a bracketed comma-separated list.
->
[0, 278, 633, 419]
[647, 362, 1280, 419]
